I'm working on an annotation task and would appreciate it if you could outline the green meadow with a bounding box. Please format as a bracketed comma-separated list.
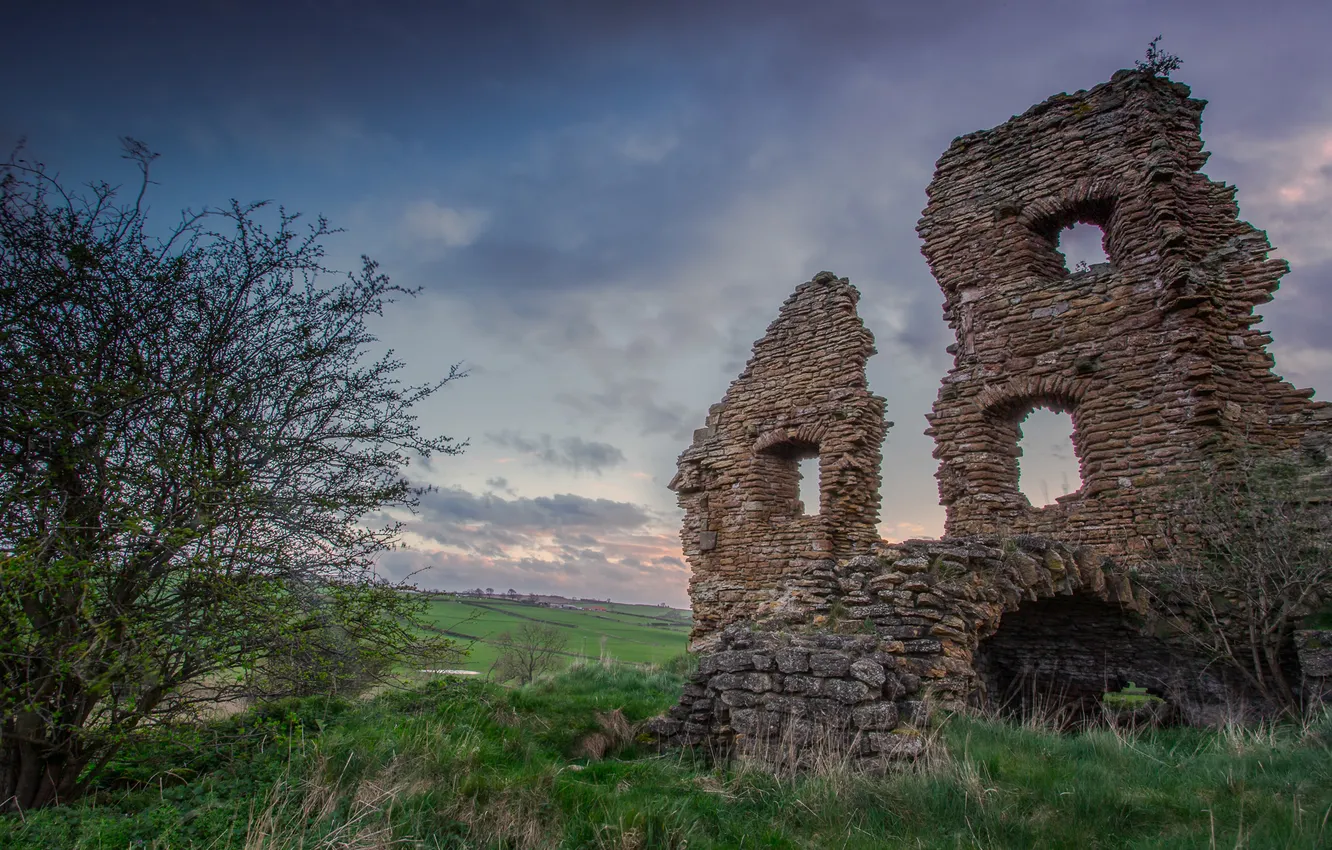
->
[416, 595, 691, 673]
[6, 664, 1330, 849]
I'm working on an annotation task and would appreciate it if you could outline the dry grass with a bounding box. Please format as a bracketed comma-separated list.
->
[728, 705, 950, 792]
[443, 771, 559, 850]
[242, 755, 411, 850]
[574, 708, 637, 760]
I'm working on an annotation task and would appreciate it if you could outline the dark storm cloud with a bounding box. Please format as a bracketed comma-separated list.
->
[417, 487, 649, 533]
[7, 0, 994, 114]
[400, 0, 1331, 337]
[486, 431, 627, 474]
[403, 484, 660, 578]
[9, 0, 1012, 313]
[15, 2, 1332, 161]
[1273, 260, 1332, 355]
[555, 381, 695, 442]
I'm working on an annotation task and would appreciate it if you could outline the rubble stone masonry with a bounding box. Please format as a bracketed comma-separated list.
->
[655, 70, 1330, 762]
[652, 537, 1248, 764]
[919, 69, 1331, 555]
[669, 272, 888, 649]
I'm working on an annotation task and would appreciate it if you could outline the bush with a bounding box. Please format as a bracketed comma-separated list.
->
[244, 622, 396, 700]
[660, 651, 699, 677]
[0, 141, 464, 809]
[1135, 35, 1183, 78]
[490, 621, 569, 685]
[1149, 452, 1332, 713]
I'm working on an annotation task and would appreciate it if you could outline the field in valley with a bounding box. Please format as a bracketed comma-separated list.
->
[415, 595, 692, 674]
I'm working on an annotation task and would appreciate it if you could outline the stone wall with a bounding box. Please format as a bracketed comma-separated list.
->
[670, 272, 888, 649]
[655, 70, 1331, 763]
[652, 537, 1250, 764]
[917, 69, 1332, 558]
[1296, 630, 1332, 708]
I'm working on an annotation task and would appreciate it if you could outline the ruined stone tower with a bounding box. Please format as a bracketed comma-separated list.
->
[651, 71, 1332, 760]
[670, 272, 888, 648]
[919, 69, 1331, 557]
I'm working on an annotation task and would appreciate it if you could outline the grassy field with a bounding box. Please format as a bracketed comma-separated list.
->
[5, 664, 1331, 849]
[416, 595, 691, 673]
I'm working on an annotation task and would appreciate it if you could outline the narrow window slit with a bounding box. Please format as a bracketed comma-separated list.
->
[797, 456, 820, 515]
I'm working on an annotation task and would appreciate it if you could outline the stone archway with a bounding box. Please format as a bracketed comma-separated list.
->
[973, 594, 1183, 723]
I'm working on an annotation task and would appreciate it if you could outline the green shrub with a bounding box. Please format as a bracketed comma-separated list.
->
[1100, 682, 1164, 711]
[1303, 605, 1332, 630]
[660, 651, 699, 677]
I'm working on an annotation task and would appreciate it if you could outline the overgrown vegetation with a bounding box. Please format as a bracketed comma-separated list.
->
[0, 142, 463, 810]
[1101, 682, 1169, 728]
[2, 664, 1328, 849]
[1149, 452, 1332, 713]
[1136, 35, 1183, 78]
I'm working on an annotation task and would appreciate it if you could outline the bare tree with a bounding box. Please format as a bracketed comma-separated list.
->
[1147, 451, 1332, 713]
[0, 141, 464, 810]
[489, 622, 570, 685]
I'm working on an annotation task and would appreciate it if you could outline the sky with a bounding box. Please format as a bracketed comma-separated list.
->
[7, 0, 1331, 606]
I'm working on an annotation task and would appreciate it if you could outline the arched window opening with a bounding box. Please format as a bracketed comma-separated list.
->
[1025, 198, 1117, 279]
[1016, 407, 1081, 507]
[797, 456, 820, 516]
[1057, 221, 1109, 273]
